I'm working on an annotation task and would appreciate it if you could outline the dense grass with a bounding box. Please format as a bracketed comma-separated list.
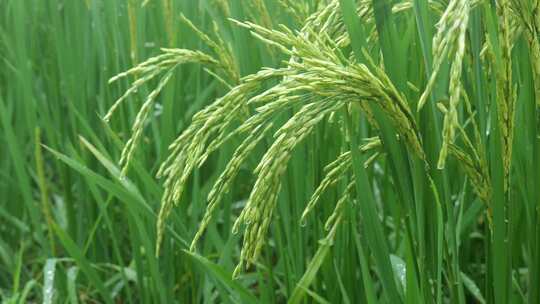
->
[1, 0, 540, 303]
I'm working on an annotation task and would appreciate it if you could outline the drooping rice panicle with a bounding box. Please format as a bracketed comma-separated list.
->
[180, 14, 239, 83]
[437, 0, 470, 169]
[417, 0, 471, 112]
[235, 19, 425, 159]
[105, 49, 218, 122]
[496, 0, 516, 195]
[154, 5, 429, 261]
[451, 89, 491, 204]
[107, 15, 244, 175]
[118, 65, 177, 176]
[106, 49, 221, 175]
[232, 97, 350, 275]
[449, 143, 491, 204]
[301, 137, 381, 223]
[155, 67, 294, 255]
[225, 20, 428, 272]
[190, 123, 273, 251]
[324, 180, 355, 231]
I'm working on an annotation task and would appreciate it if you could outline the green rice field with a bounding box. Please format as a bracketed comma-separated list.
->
[1, 0, 540, 303]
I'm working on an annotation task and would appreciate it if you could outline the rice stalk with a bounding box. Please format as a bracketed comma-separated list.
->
[212, 0, 231, 17]
[127, 0, 138, 65]
[35, 127, 56, 255]
[162, 0, 174, 46]
[248, 0, 273, 29]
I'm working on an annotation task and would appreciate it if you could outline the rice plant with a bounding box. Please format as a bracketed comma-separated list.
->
[1, 0, 540, 303]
